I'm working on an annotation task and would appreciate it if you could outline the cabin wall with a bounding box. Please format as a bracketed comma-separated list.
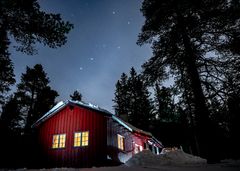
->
[37, 105, 107, 167]
[107, 118, 132, 163]
[107, 118, 149, 163]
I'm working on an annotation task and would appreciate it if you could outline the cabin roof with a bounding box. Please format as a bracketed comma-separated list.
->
[32, 100, 163, 147]
[111, 115, 152, 136]
[32, 100, 112, 127]
[111, 115, 163, 147]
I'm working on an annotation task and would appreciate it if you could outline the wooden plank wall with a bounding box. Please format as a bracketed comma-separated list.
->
[38, 105, 107, 167]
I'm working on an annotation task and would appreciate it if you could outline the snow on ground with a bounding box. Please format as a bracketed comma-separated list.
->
[2, 150, 240, 171]
[3, 164, 240, 171]
[126, 149, 207, 167]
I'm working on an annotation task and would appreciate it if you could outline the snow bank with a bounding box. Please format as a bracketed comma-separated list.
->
[125, 149, 207, 167]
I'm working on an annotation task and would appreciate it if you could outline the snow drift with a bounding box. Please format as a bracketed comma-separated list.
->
[125, 149, 207, 167]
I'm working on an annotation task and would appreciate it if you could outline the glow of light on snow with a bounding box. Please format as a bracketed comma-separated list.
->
[90, 58, 94, 61]
[117, 46, 121, 49]
[118, 152, 132, 163]
[127, 21, 131, 24]
[112, 11, 116, 14]
[79, 67, 83, 70]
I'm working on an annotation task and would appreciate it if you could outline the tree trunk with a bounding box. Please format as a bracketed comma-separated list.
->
[177, 13, 216, 162]
[24, 87, 35, 134]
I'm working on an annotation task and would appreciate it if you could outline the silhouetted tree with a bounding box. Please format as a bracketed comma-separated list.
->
[224, 57, 240, 158]
[154, 85, 177, 123]
[15, 64, 58, 134]
[114, 68, 153, 130]
[0, 96, 23, 133]
[113, 73, 130, 121]
[70, 90, 82, 101]
[0, 0, 73, 55]
[0, 32, 15, 105]
[0, 0, 73, 106]
[138, 0, 240, 161]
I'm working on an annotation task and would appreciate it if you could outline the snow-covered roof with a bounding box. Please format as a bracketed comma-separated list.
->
[32, 100, 112, 127]
[111, 116, 163, 147]
[112, 115, 152, 136]
[68, 100, 113, 115]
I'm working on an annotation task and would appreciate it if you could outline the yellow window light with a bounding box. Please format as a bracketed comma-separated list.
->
[82, 131, 89, 146]
[117, 134, 124, 150]
[74, 132, 82, 147]
[52, 134, 66, 149]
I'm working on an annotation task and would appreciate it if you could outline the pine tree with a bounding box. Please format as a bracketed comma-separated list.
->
[0, 29, 15, 105]
[138, 0, 240, 161]
[0, 96, 23, 133]
[113, 73, 129, 121]
[154, 85, 176, 123]
[0, 0, 73, 56]
[0, 0, 73, 106]
[70, 90, 82, 101]
[224, 57, 240, 158]
[15, 64, 58, 133]
[114, 68, 154, 130]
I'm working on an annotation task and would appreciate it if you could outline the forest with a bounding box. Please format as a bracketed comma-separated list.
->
[0, 0, 240, 168]
[114, 0, 240, 163]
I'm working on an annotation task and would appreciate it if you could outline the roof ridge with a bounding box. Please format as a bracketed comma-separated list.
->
[32, 100, 113, 127]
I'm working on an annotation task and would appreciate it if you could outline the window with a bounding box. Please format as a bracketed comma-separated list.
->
[82, 131, 89, 146]
[52, 135, 59, 149]
[52, 134, 66, 149]
[74, 132, 81, 147]
[117, 134, 124, 150]
[74, 131, 89, 147]
[134, 144, 143, 154]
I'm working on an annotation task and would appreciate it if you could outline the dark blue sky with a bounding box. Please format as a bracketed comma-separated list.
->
[10, 0, 152, 112]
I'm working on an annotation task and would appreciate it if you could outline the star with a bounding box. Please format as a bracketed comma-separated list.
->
[127, 21, 131, 25]
[117, 46, 121, 49]
[112, 11, 116, 15]
[90, 58, 94, 61]
[79, 67, 83, 70]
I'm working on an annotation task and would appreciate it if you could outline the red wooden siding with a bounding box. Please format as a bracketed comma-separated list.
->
[107, 118, 149, 163]
[38, 104, 107, 167]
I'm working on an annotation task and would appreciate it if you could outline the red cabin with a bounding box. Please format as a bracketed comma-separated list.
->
[33, 100, 163, 167]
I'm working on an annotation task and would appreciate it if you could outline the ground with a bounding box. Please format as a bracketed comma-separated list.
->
[2, 150, 240, 171]
[2, 164, 240, 171]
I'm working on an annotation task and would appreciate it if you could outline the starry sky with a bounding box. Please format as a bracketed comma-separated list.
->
[10, 0, 152, 112]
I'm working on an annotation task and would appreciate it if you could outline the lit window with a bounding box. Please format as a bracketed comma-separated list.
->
[82, 131, 89, 146]
[134, 144, 143, 154]
[74, 131, 89, 147]
[52, 134, 66, 149]
[52, 135, 59, 149]
[140, 145, 143, 152]
[117, 134, 124, 150]
[74, 132, 81, 147]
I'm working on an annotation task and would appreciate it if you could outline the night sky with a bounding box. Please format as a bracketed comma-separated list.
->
[10, 0, 152, 112]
